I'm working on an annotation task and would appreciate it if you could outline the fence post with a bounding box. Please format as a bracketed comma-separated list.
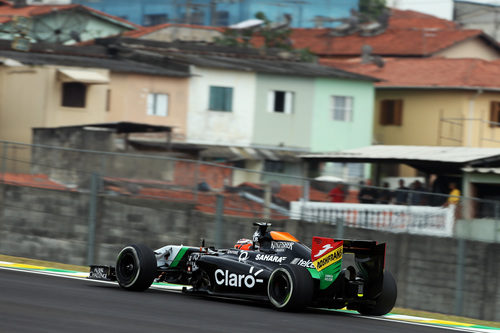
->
[454, 237, 466, 316]
[0, 142, 7, 225]
[263, 183, 271, 219]
[215, 194, 224, 248]
[194, 157, 201, 203]
[495, 203, 499, 243]
[87, 172, 99, 266]
[336, 217, 344, 239]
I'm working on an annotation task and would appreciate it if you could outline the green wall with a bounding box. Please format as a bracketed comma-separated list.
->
[252, 74, 314, 149]
[311, 78, 375, 152]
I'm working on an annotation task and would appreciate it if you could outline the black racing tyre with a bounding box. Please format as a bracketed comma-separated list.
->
[358, 271, 397, 316]
[267, 264, 313, 311]
[115, 244, 157, 291]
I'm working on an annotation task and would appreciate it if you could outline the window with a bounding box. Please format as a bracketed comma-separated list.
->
[268, 91, 294, 114]
[331, 96, 353, 121]
[209, 86, 233, 112]
[147, 93, 169, 116]
[61, 82, 86, 108]
[380, 99, 403, 126]
[143, 14, 168, 26]
[490, 101, 500, 127]
[216, 11, 229, 26]
[264, 160, 285, 173]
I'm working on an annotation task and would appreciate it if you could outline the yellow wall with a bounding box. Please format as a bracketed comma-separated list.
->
[374, 89, 500, 148]
[0, 66, 48, 143]
[0, 65, 189, 145]
[436, 38, 500, 61]
[107, 73, 189, 141]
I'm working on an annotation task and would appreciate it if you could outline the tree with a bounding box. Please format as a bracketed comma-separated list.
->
[359, 0, 386, 22]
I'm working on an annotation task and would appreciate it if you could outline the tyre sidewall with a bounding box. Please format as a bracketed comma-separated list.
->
[267, 264, 313, 311]
[116, 244, 156, 291]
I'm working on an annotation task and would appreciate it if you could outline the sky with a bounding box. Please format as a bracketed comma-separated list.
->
[386, 0, 500, 20]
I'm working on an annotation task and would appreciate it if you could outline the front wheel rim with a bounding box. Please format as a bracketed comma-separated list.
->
[117, 247, 140, 287]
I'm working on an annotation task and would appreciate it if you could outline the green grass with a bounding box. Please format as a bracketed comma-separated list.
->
[1, 254, 499, 328]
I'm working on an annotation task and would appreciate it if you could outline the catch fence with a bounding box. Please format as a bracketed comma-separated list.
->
[1, 141, 500, 320]
[0, 140, 500, 241]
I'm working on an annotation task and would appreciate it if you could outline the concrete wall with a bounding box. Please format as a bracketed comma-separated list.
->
[0, 183, 499, 321]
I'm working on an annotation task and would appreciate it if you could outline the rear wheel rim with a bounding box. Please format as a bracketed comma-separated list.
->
[269, 269, 292, 308]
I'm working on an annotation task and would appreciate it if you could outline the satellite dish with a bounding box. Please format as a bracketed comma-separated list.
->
[229, 19, 264, 30]
[31, 8, 87, 43]
[314, 175, 345, 183]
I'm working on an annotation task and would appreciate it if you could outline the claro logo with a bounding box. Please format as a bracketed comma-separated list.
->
[215, 267, 264, 288]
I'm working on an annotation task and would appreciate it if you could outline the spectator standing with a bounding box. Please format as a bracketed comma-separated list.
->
[394, 179, 409, 205]
[328, 183, 346, 202]
[409, 180, 426, 205]
[378, 182, 392, 204]
[358, 180, 377, 204]
[446, 182, 461, 205]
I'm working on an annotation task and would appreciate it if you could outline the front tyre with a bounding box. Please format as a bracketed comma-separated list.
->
[358, 271, 397, 316]
[267, 264, 313, 311]
[115, 244, 157, 291]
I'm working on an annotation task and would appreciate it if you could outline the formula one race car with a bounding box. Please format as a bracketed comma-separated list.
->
[89, 222, 397, 315]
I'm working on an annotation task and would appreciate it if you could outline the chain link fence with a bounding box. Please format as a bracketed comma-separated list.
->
[1, 140, 500, 240]
[1, 140, 500, 321]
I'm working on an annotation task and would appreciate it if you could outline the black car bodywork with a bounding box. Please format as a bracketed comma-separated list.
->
[89, 223, 397, 314]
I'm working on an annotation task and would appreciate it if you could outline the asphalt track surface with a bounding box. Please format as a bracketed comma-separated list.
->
[0, 268, 459, 333]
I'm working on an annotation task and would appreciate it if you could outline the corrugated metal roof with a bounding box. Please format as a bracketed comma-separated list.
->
[462, 167, 500, 174]
[200, 146, 306, 162]
[302, 145, 500, 164]
[0, 50, 190, 77]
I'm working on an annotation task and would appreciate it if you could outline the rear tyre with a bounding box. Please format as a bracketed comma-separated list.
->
[358, 271, 397, 316]
[115, 244, 157, 291]
[267, 264, 313, 311]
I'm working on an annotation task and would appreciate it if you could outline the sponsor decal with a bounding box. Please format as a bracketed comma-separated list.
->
[255, 254, 287, 263]
[313, 244, 333, 259]
[291, 258, 314, 269]
[90, 267, 107, 280]
[214, 267, 264, 288]
[238, 251, 249, 262]
[312, 237, 343, 272]
[324, 274, 334, 282]
[270, 241, 294, 250]
[313, 246, 343, 271]
[227, 249, 240, 255]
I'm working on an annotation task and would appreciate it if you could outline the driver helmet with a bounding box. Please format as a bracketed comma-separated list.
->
[234, 238, 252, 251]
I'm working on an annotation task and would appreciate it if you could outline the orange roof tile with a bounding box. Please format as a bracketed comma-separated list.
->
[388, 9, 459, 29]
[251, 9, 488, 58]
[0, 1, 139, 28]
[320, 57, 500, 89]
[1, 173, 71, 190]
[125, 23, 224, 38]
